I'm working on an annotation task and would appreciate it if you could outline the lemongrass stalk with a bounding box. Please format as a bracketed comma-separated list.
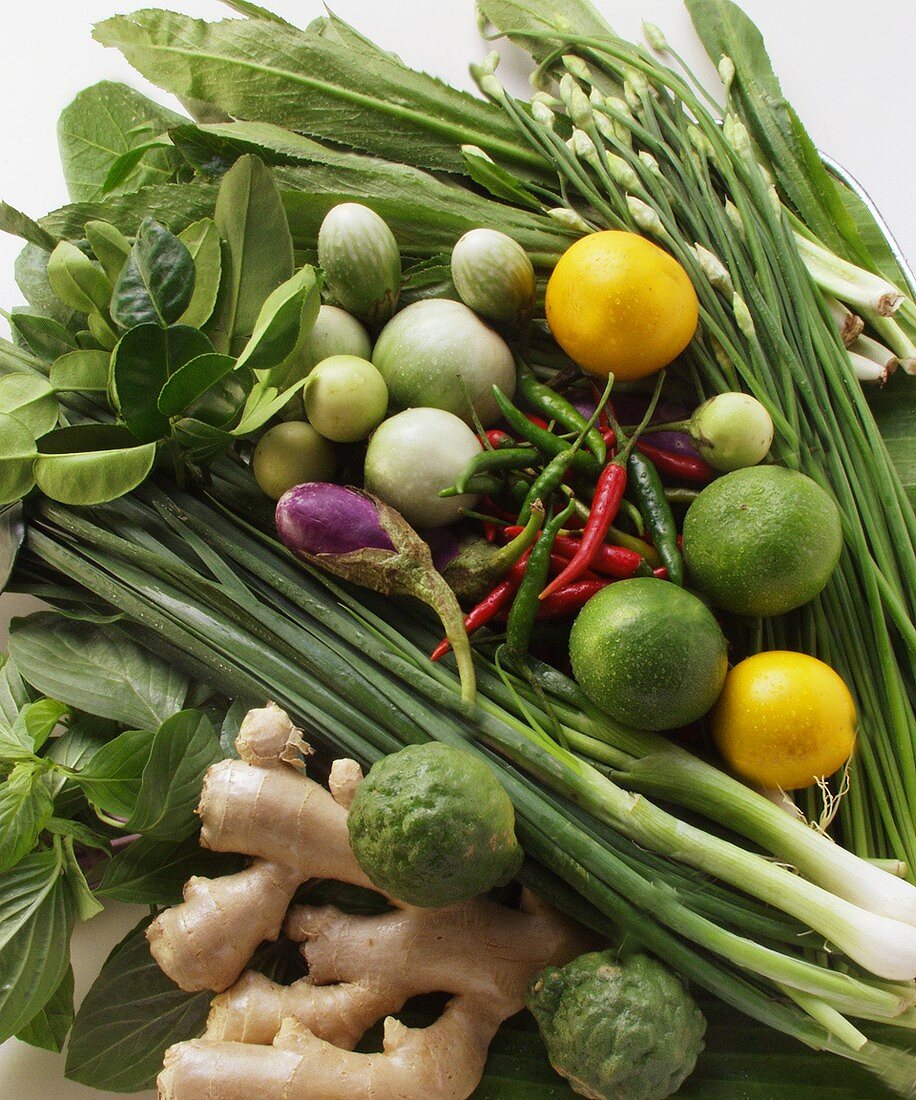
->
[865, 312, 916, 374]
[848, 335, 899, 384]
[601, 748, 916, 928]
[870, 859, 911, 878]
[824, 295, 865, 347]
[794, 233, 905, 316]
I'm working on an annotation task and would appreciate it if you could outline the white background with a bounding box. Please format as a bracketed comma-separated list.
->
[0, 1, 912, 1096]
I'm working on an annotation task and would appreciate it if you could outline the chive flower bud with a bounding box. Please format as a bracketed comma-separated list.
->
[568, 128, 598, 162]
[627, 196, 666, 238]
[624, 68, 650, 110]
[607, 155, 641, 191]
[733, 293, 756, 338]
[476, 72, 506, 101]
[559, 74, 593, 127]
[548, 207, 593, 233]
[531, 100, 557, 129]
[642, 21, 669, 51]
[461, 144, 494, 163]
[723, 114, 754, 163]
[693, 244, 734, 295]
[724, 199, 745, 237]
[687, 126, 715, 159]
[562, 54, 593, 82]
[718, 55, 736, 94]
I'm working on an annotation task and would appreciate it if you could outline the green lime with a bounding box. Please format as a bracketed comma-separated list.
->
[568, 578, 728, 731]
[682, 466, 842, 616]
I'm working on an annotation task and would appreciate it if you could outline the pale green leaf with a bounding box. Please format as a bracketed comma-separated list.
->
[0, 413, 37, 506]
[34, 425, 157, 505]
[235, 265, 319, 374]
[0, 375, 59, 438]
[50, 350, 111, 393]
[85, 220, 132, 281]
[177, 218, 223, 327]
[9, 312, 78, 363]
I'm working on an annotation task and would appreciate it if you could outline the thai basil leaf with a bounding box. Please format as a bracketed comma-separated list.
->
[34, 425, 157, 505]
[0, 847, 75, 1045]
[41, 181, 219, 242]
[46, 241, 113, 315]
[111, 217, 195, 329]
[177, 217, 222, 328]
[208, 154, 294, 353]
[235, 265, 319, 375]
[50, 349, 110, 393]
[9, 312, 78, 363]
[85, 220, 132, 281]
[9, 611, 188, 729]
[44, 716, 119, 815]
[15, 964, 74, 1053]
[0, 413, 38, 506]
[93, 10, 539, 176]
[0, 656, 30, 729]
[0, 503, 24, 593]
[14, 244, 81, 331]
[96, 834, 241, 906]
[110, 323, 213, 442]
[61, 836, 104, 921]
[127, 710, 222, 840]
[0, 764, 53, 871]
[0, 375, 59, 438]
[74, 728, 155, 819]
[19, 698, 69, 752]
[57, 81, 185, 203]
[65, 915, 212, 1092]
[0, 202, 58, 251]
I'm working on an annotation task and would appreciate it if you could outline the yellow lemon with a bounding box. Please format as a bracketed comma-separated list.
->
[545, 231, 699, 379]
[712, 651, 856, 790]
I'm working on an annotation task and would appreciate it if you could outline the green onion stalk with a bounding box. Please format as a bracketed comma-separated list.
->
[11, 478, 915, 1095]
[469, 21, 915, 878]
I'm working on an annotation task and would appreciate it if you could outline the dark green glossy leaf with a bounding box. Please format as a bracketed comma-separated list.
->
[177, 217, 223, 328]
[15, 964, 74, 1053]
[157, 353, 237, 417]
[85, 220, 132, 281]
[34, 424, 157, 505]
[0, 847, 74, 1044]
[186, 367, 253, 429]
[65, 915, 211, 1092]
[0, 374, 59, 437]
[57, 81, 185, 203]
[0, 202, 58, 251]
[235, 265, 319, 374]
[0, 503, 25, 592]
[97, 833, 242, 906]
[75, 727, 155, 819]
[0, 413, 37, 505]
[9, 611, 188, 730]
[208, 154, 294, 353]
[111, 217, 195, 329]
[0, 764, 53, 871]
[9, 312, 78, 363]
[50, 349, 111, 393]
[127, 710, 221, 840]
[110, 323, 212, 442]
[46, 241, 113, 316]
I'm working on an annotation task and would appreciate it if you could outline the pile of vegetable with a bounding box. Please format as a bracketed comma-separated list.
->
[0, 0, 913, 1097]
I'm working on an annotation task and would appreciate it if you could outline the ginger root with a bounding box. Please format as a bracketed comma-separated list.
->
[153, 704, 594, 1099]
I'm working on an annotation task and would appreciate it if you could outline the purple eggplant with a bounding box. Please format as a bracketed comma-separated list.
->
[276, 483, 477, 703]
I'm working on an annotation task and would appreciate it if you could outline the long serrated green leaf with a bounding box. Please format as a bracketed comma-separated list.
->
[57, 81, 185, 203]
[127, 709, 222, 840]
[9, 611, 188, 730]
[0, 203, 58, 251]
[40, 182, 219, 242]
[93, 10, 543, 176]
[65, 916, 211, 1092]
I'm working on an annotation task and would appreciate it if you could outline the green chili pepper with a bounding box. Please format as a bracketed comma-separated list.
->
[446, 445, 536, 496]
[627, 450, 685, 586]
[439, 473, 505, 499]
[493, 387, 601, 480]
[504, 500, 576, 665]
[518, 448, 576, 524]
[516, 359, 606, 465]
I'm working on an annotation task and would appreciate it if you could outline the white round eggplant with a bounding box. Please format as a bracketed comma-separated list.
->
[364, 407, 483, 528]
[318, 203, 401, 326]
[451, 228, 535, 325]
[690, 392, 774, 471]
[252, 422, 336, 501]
[371, 298, 515, 427]
[303, 355, 388, 442]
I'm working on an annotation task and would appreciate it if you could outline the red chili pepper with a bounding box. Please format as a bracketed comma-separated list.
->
[524, 413, 550, 430]
[548, 552, 601, 583]
[537, 579, 608, 618]
[635, 439, 715, 484]
[551, 535, 644, 579]
[601, 426, 617, 450]
[430, 553, 529, 661]
[480, 496, 518, 523]
[482, 522, 499, 543]
[653, 566, 669, 580]
[481, 429, 516, 449]
[539, 463, 628, 599]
